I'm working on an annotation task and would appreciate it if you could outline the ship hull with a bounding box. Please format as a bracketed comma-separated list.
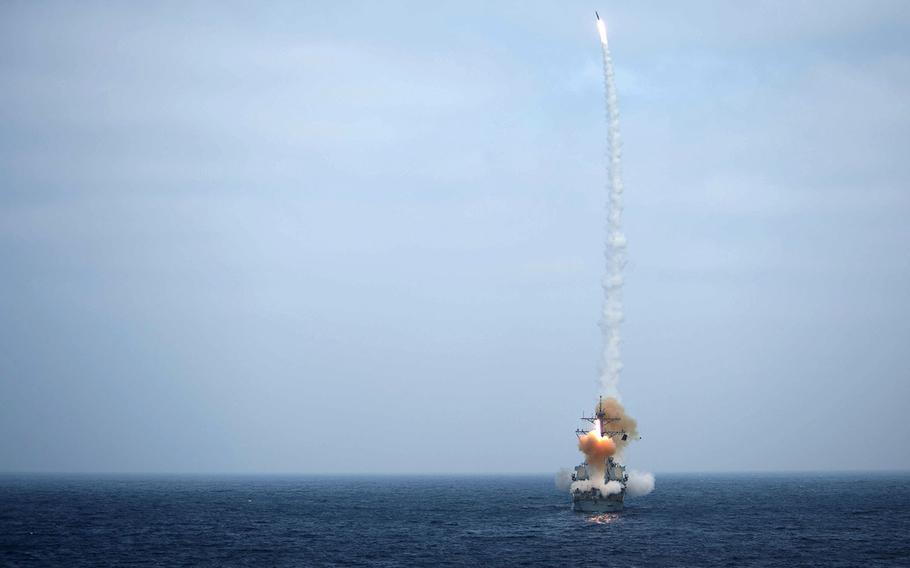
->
[572, 491, 624, 512]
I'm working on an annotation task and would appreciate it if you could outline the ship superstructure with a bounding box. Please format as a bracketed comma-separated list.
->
[571, 396, 638, 512]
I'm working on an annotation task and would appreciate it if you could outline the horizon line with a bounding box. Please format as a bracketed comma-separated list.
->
[2, 468, 908, 477]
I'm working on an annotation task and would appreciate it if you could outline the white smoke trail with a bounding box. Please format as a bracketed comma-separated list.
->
[597, 20, 626, 400]
[565, 16, 655, 502]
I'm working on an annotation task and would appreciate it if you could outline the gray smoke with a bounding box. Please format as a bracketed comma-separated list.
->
[625, 470, 655, 496]
[555, 468, 573, 491]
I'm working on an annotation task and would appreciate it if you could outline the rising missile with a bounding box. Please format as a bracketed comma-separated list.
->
[595, 11, 608, 46]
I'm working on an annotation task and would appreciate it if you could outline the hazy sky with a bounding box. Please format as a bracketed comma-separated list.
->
[2, 1, 909, 474]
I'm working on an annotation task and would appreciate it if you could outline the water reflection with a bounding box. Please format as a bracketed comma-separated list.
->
[587, 512, 621, 525]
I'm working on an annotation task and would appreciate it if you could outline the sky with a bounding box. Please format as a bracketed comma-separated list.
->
[1, 1, 909, 474]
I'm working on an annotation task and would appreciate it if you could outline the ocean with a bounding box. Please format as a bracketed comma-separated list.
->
[1, 473, 908, 567]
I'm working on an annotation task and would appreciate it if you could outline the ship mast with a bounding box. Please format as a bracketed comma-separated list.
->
[575, 395, 639, 441]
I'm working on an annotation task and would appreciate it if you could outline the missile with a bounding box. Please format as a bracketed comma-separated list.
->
[595, 11, 608, 46]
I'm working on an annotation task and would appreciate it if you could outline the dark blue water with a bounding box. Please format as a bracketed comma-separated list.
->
[2, 473, 908, 567]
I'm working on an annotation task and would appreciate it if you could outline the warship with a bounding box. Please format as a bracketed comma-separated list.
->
[571, 397, 638, 512]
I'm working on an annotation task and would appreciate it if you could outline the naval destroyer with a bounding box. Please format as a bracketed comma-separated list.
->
[570, 397, 638, 512]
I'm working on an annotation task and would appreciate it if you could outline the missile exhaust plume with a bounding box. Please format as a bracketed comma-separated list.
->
[573, 417, 623, 496]
[595, 13, 608, 46]
[596, 12, 625, 400]
[577, 419, 616, 462]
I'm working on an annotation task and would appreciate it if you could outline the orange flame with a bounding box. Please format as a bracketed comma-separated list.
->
[577, 419, 616, 462]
